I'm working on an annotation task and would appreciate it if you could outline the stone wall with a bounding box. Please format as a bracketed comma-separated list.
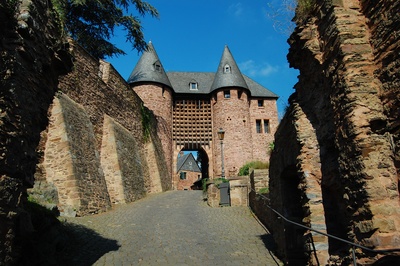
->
[44, 94, 111, 216]
[268, 0, 400, 264]
[0, 0, 72, 263]
[229, 177, 249, 207]
[362, 0, 400, 189]
[101, 114, 148, 204]
[36, 41, 171, 216]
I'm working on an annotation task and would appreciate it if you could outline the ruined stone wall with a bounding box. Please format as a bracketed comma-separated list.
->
[269, 100, 327, 265]
[361, 0, 400, 191]
[0, 0, 72, 263]
[268, 0, 400, 264]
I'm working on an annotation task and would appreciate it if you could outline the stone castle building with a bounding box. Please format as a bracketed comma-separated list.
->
[128, 42, 279, 189]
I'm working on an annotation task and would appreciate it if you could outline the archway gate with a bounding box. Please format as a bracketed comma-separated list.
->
[172, 98, 214, 189]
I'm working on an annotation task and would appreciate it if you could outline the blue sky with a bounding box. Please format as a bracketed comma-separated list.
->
[106, 0, 299, 118]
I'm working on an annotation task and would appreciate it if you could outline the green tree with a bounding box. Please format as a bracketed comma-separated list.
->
[52, 0, 158, 59]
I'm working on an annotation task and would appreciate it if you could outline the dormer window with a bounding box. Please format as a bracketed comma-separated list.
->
[153, 61, 162, 72]
[224, 64, 231, 73]
[189, 82, 198, 90]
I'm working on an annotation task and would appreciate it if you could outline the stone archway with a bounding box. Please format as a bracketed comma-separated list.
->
[173, 145, 212, 190]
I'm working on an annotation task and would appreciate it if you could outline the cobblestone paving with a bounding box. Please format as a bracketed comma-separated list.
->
[63, 191, 282, 266]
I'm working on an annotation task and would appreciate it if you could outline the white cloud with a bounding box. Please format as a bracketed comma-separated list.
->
[239, 60, 279, 77]
[228, 3, 243, 17]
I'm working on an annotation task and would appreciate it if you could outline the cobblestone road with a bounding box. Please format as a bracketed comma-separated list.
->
[63, 191, 282, 266]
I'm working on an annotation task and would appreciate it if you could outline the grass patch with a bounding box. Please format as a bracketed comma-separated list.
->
[238, 161, 269, 176]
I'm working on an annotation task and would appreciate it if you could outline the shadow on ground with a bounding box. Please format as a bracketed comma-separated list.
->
[57, 222, 120, 266]
[259, 233, 282, 266]
[18, 202, 120, 266]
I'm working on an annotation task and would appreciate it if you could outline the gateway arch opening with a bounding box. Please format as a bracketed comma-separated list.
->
[175, 147, 209, 190]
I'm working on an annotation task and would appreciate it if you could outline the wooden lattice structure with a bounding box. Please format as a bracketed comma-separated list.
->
[172, 99, 212, 149]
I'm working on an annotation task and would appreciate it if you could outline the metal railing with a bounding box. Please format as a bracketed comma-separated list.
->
[250, 188, 400, 265]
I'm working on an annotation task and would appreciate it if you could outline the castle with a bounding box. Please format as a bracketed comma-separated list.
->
[127, 42, 279, 189]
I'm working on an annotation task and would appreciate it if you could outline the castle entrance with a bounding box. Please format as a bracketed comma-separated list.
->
[172, 98, 214, 190]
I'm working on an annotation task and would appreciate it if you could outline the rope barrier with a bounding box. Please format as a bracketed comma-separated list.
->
[249, 187, 400, 265]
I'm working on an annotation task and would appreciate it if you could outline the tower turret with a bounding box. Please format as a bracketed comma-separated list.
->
[211, 46, 252, 177]
[211, 45, 249, 92]
[128, 42, 173, 184]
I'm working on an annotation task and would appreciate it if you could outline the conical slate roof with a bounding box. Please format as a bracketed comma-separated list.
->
[210, 45, 248, 92]
[127, 42, 172, 88]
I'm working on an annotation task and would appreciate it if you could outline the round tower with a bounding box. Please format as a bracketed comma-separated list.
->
[211, 46, 253, 177]
[127, 42, 173, 183]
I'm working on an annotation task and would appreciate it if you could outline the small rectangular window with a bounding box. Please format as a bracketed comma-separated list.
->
[258, 100, 263, 107]
[264, 120, 270, 133]
[190, 82, 198, 90]
[224, 90, 231, 98]
[256, 120, 262, 133]
[180, 172, 187, 180]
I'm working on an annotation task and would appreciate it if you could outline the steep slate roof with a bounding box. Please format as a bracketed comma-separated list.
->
[176, 153, 201, 173]
[127, 42, 172, 88]
[210, 45, 249, 92]
[167, 72, 214, 95]
[128, 42, 278, 98]
[243, 76, 279, 98]
[167, 72, 278, 98]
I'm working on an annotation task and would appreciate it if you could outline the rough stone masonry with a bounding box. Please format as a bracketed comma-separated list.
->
[268, 0, 400, 265]
[0, 0, 72, 263]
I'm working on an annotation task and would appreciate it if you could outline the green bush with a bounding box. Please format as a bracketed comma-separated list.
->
[238, 161, 269, 176]
[202, 178, 209, 192]
[268, 142, 275, 155]
[258, 187, 269, 194]
[213, 178, 229, 188]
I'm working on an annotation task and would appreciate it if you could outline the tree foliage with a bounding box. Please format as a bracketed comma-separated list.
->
[52, 0, 158, 59]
